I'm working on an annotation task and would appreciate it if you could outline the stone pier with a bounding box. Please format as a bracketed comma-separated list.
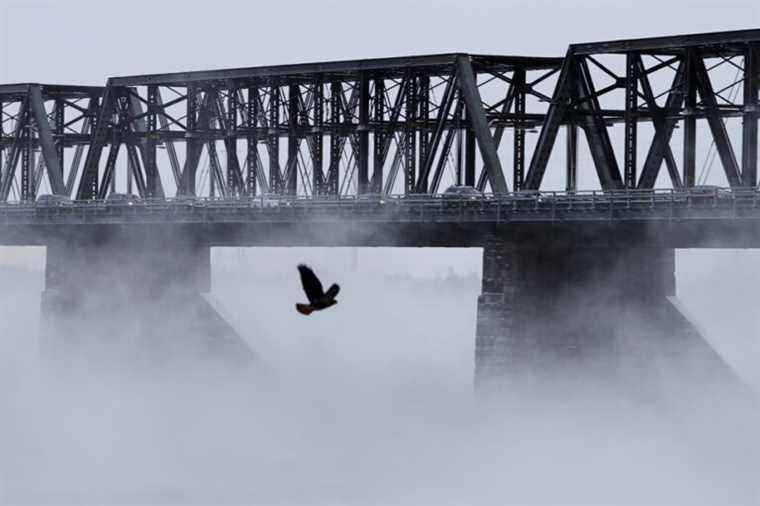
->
[39, 233, 253, 370]
[475, 240, 742, 400]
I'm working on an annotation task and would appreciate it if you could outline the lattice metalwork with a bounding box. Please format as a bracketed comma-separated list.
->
[73, 54, 562, 200]
[1, 29, 758, 203]
[524, 29, 760, 191]
[0, 84, 102, 201]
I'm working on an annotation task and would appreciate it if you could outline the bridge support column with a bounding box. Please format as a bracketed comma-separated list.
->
[475, 241, 737, 399]
[39, 235, 253, 370]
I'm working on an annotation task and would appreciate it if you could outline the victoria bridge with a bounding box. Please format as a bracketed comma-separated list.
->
[1, 28, 760, 391]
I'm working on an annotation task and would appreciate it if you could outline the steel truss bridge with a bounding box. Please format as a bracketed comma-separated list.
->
[0, 28, 758, 206]
[2, 28, 755, 391]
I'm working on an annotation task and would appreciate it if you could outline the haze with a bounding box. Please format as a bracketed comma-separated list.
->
[1, 1, 760, 505]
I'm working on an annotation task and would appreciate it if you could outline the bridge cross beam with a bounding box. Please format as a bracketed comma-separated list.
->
[743, 43, 760, 187]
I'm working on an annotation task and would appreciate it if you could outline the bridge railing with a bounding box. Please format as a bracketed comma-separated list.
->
[0, 187, 756, 209]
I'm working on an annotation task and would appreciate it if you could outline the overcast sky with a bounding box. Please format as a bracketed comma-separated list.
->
[1, 0, 757, 85]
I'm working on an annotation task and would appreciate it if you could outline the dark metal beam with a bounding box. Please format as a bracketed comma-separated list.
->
[512, 69, 526, 191]
[417, 75, 430, 192]
[456, 56, 508, 193]
[28, 85, 65, 195]
[225, 85, 244, 195]
[637, 58, 686, 189]
[357, 74, 370, 194]
[286, 84, 299, 195]
[524, 49, 575, 190]
[566, 123, 577, 191]
[372, 78, 385, 193]
[154, 90, 182, 188]
[269, 87, 282, 193]
[77, 84, 115, 199]
[181, 85, 200, 195]
[416, 74, 457, 193]
[312, 81, 324, 195]
[623, 54, 638, 189]
[404, 77, 417, 194]
[572, 28, 760, 55]
[742, 43, 759, 187]
[692, 52, 742, 187]
[110, 53, 562, 87]
[327, 81, 341, 195]
[683, 51, 697, 187]
[476, 80, 515, 191]
[144, 85, 162, 197]
[575, 58, 624, 190]
[246, 85, 259, 195]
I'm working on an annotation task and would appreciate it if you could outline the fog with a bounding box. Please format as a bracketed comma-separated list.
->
[1, 1, 760, 502]
[0, 246, 758, 505]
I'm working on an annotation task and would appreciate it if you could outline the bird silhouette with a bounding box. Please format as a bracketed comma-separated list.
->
[296, 264, 340, 315]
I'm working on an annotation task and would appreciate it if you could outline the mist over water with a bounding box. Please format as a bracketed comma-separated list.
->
[1, 247, 759, 505]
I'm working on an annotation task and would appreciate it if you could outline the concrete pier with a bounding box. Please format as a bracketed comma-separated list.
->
[475, 241, 740, 399]
[39, 234, 253, 370]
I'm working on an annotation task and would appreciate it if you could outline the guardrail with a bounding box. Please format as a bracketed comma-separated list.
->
[0, 188, 758, 225]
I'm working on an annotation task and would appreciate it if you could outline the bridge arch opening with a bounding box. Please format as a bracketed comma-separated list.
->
[210, 246, 482, 385]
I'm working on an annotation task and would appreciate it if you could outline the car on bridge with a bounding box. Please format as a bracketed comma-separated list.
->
[35, 194, 72, 207]
[105, 193, 140, 206]
[688, 185, 733, 205]
[250, 194, 285, 208]
[442, 185, 483, 200]
[173, 195, 207, 207]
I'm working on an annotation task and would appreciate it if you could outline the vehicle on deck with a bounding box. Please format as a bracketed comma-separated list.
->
[35, 194, 72, 206]
[442, 185, 483, 200]
[688, 185, 732, 204]
[250, 194, 283, 208]
[105, 193, 140, 206]
[174, 195, 206, 207]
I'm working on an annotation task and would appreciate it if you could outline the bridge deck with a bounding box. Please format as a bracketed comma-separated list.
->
[2, 190, 760, 248]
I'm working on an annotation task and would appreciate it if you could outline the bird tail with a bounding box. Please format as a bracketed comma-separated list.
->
[296, 303, 314, 315]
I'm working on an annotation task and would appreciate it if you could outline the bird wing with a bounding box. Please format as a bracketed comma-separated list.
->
[298, 264, 324, 303]
[325, 283, 340, 300]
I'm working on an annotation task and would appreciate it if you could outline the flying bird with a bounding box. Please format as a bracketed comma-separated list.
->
[296, 264, 340, 315]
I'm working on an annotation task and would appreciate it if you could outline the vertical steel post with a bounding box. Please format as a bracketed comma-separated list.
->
[566, 123, 577, 192]
[0, 101, 3, 185]
[226, 85, 239, 195]
[181, 85, 198, 195]
[54, 98, 65, 185]
[683, 51, 697, 187]
[126, 146, 133, 195]
[21, 118, 31, 201]
[287, 84, 299, 195]
[328, 81, 341, 195]
[312, 81, 324, 196]
[0, 101, 3, 182]
[357, 73, 370, 194]
[372, 78, 385, 193]
[404, 76, 417, 194]
[269, 85, 281, 193]
[464, 92, 476, 187]
[513, 68, 526, 191]
[624, 53, 638, 189]
[743, 44, 759, 187]
[145, 85, 159, 197]
[247, 85, 259, 195]
[417, 75, 430, 192]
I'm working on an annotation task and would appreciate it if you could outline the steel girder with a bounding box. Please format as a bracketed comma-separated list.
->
[71, 54, 561, 200]
[2, 29, 759, 202]
[525, 29, 760, 190]
[0, 84, 102, 201]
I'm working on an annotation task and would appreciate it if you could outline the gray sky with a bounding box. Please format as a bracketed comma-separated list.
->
[2, 0, 757, 85]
